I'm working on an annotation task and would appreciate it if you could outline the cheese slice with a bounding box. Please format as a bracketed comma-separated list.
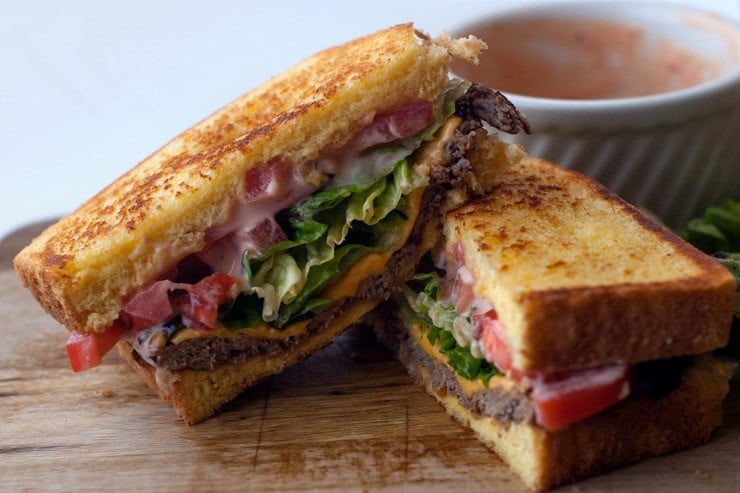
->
[170, 184, 424, 344]
[320, 186, 425, 300]
[170, 319, 310, 344]
[407, 321, 515, 396]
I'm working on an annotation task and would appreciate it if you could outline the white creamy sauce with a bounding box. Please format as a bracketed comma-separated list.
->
[196, 168, 316, 277]
[194, 141, 416, 280]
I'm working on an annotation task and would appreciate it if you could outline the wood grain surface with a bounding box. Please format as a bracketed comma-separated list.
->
[2, 223, 739, 492]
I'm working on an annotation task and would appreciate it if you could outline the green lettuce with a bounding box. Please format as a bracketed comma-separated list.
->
[231, 157, 424, 329]
[224, 79, 470, 330]
[399, 273, 501, 383]
[681, 199, 740, 317]
[682, 199, 740, 254]
[712, 253, 740, 319]
[249, 159, 425, 327]
[681, 199, 740, 358]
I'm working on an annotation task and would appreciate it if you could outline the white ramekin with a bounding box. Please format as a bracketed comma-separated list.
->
[453, 2, 740, 228]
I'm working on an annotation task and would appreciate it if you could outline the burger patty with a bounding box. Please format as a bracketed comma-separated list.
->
[454, 83, 532, 135]
[372, 299, 696, 426]
[137, 84, 531, 372]
[399, 318, 536, 423]
[371, 300, 535, 424]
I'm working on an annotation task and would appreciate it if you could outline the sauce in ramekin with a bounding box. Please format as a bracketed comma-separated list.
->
[453, 17, 721, 100]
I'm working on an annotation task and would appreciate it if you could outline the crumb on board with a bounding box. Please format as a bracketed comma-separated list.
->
[98, 389, 115, 398]
[693, 469, 711, 480]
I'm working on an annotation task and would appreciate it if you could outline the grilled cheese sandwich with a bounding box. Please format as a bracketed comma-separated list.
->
[376, 157, 735, 490]
[14, 24, 531, 423]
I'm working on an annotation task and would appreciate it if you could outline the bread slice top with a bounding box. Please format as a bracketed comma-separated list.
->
[15, 24, 485, 334]
[445, 157, 735, 371]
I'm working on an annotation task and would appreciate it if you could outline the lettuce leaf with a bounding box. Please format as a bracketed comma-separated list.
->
[681, 199, 740, 359]
[682, 199, 740, 254]
[250, 253, 306, 321]
[714, 253, 740, 318]
[681, 199, 740, 319]
[400, 272, 501, 383]
[236, 158, 424, 328]
[227, 79, 470, 330]
[248, 159, 426, 327]
[274, 243, 369, 326]
[325, 146, 413, 191]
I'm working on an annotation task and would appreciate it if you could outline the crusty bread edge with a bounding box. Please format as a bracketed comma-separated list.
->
[517, 276, 734, 370]
[12, 23, 457, 335]
[446, 157, 735, 370]
[117, 299, 378, 424]
[407, 349, 732, 491]
[515, 159, 735, 369]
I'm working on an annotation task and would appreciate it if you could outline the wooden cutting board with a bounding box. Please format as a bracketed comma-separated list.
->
[2, 222, 739, 492]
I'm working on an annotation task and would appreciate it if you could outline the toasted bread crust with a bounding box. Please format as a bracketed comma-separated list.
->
[446, 158, 735, 370]
[409, 351, 732, 491]
[14, 24, 459, 334]
[117, 298, 378, 424]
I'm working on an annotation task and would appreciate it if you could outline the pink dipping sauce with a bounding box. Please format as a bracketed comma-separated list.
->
[453, 17, 721, 100]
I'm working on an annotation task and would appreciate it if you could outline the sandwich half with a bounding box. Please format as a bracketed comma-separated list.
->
[375, 157, 736, 491]
[13, 24, 530, 423]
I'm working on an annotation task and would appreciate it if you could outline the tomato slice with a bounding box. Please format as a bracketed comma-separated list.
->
[355, 102, 433, 150]
[451, 268, 475, 314]
[183, 272, 239, 329]
[242, 158, 291, 204]
[530, 364, 629, 431]
[476, 310, 511, 372]
[66, 322, 128, 373]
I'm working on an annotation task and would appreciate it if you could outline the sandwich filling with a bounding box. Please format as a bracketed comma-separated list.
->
[392, 243, 694, 431]
[66, 82, 531, 372]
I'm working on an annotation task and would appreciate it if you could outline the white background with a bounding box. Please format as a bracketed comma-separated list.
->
[2, 0, 739, 239]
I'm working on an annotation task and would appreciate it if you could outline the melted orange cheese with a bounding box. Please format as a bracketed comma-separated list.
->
[414, 116, 462, 167]
[170, 319, 310, 344]
[321, 186, 424, 300]
[172, 184, 424, 343]
[408, 321, 513, 395]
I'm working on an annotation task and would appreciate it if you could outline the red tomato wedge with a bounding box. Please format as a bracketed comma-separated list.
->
[530, 364, 629, 431]
[355, 102, 433, 150]
[451, 267, 476, 314]
[243, 158, 292, 204]
[476, 310, 511, 372]
[66, 322, 129, 373]
[183, 272, 239, 329]
[122, 272, 239, 332]
[68, 272, 239, 372]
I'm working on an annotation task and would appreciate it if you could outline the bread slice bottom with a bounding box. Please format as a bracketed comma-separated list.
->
[114, 183, 448, 424]
[403, 342, 732, 491]
[117, 299, 377, 424]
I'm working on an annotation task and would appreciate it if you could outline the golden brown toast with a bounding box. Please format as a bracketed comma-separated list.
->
[406, 342, 732, 492]
[445, 157, 735, 371]
[117, 299, 379, 424]
[14, 23, 485, 335]
[373, 306, 733, 491]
